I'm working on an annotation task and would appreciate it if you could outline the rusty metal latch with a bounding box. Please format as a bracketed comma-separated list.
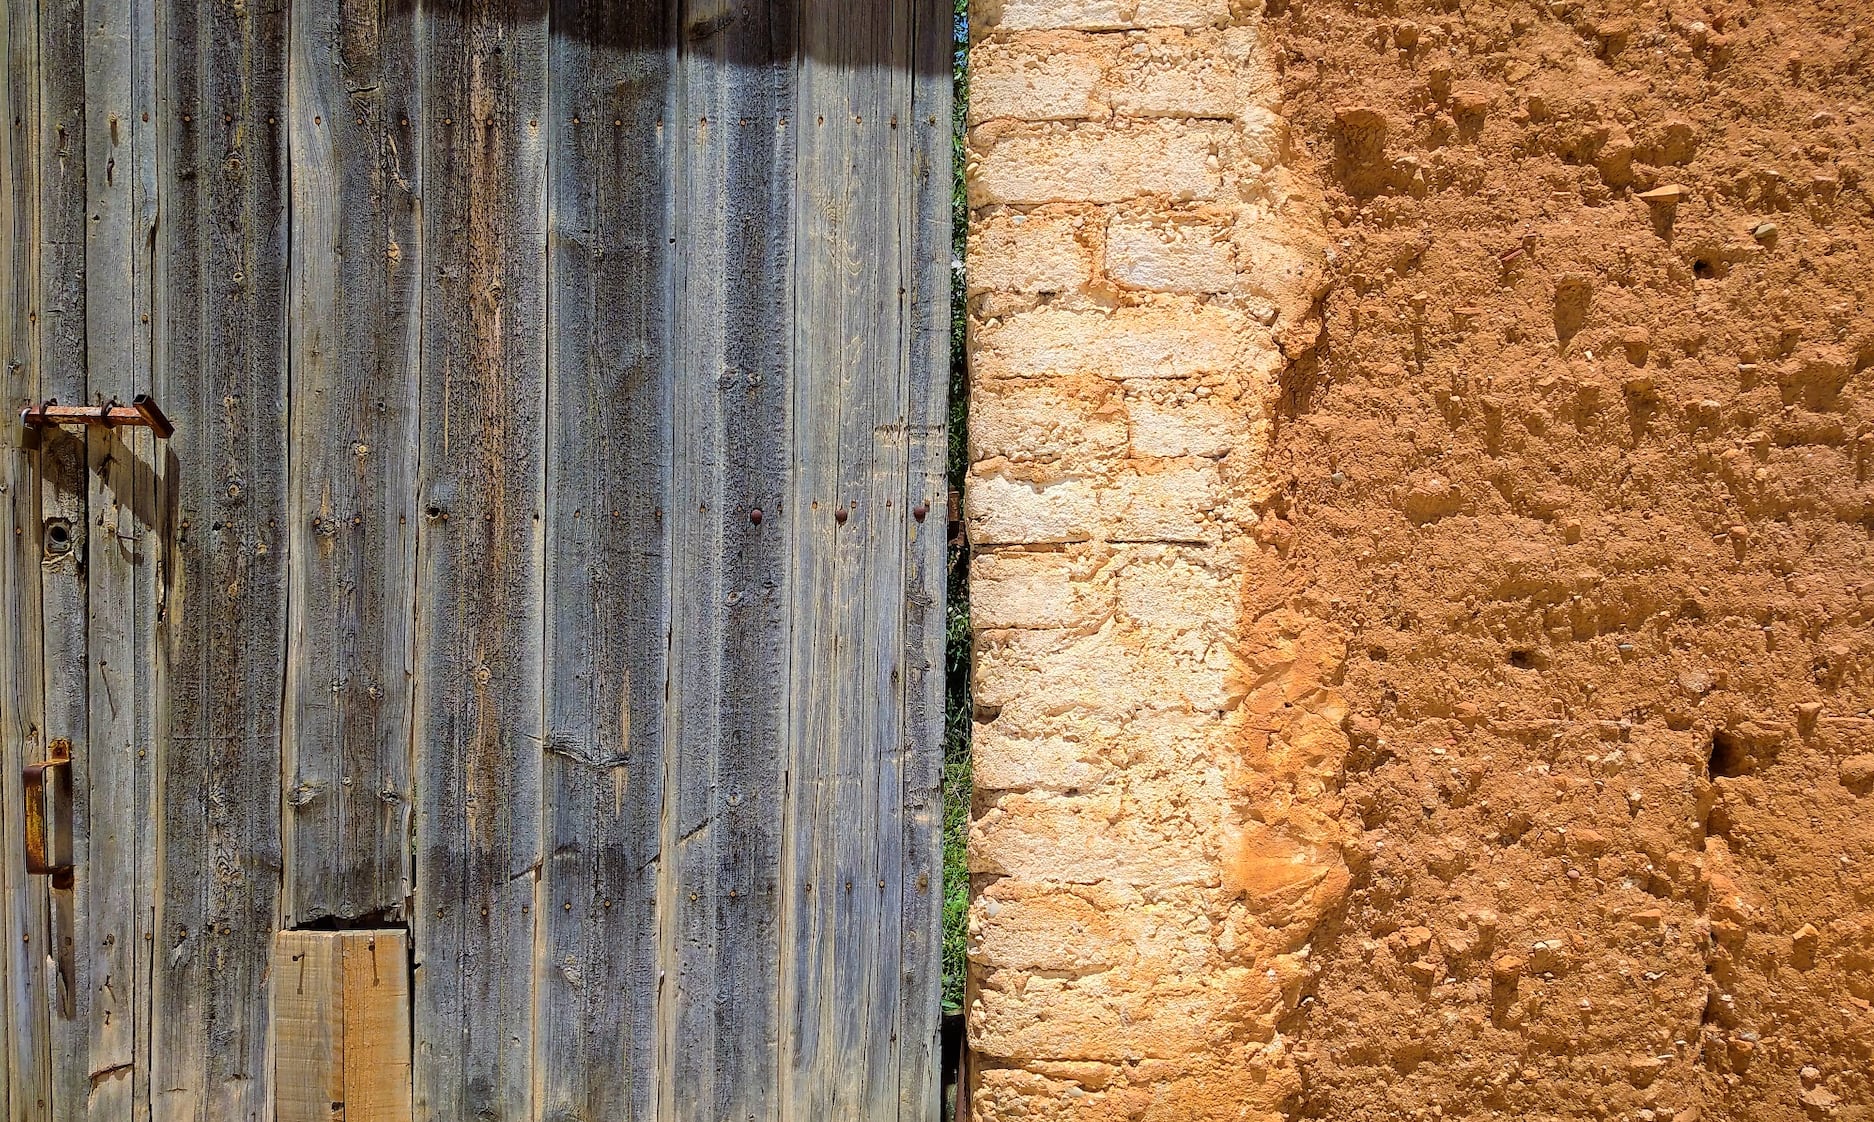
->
[24, 738, 73, 885]
[20, 394, 175, 439]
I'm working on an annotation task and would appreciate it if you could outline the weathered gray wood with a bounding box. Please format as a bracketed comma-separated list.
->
[898, 3, 954, 1115]
[0, 0, 54, 1109]
[149, 0, 291, 1113]
[5, 5, 953, 1117]
[80, 0, 158, 1117]
[778, 5, 933, 1117]
[125, 12, 159, 1119]
[281, 0, 421, 927]
[536, 6, 672, 1121]
[688, 8, 798, 1119]
[659, 5, 799, 1121]
[779, 6, 903, 1116]
[36, 0, 92, 1109]
[410, 2, 548, 1118]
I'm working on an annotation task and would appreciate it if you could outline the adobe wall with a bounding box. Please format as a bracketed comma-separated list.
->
[964, 0, 1874, 1118]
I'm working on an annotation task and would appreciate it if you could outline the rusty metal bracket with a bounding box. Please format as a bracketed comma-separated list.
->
[20, 394, 174, 439]
[24, 738, 73, 886]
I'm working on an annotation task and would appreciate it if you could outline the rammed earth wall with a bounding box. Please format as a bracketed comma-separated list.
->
[963, 2, 1338, 1117]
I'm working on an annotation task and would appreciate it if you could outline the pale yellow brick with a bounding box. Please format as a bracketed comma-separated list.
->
[972, 549, 1115, 630]
[1134, 0, 1231, 24]
[980, 706, 1222, 784]
[970, 968, 1242, 1061]
[1125, 391, 1257, 458]
[969, 211, 1096, 296]
[1106, 52, 1239, 120]
[960, 12, 1330, 1117]
[1100, 463, 1222, 541]
[973, 623, 1233, 715]
[968, 382, 1126, 464]
[971, 1068, 1137, 1122]
[1114, 548, 1235, 632]
[1230, 104, 1290, 171]
[974, 0, 1229, 32]
[975, 303, 1274, 381]
[970, 37, 1110, 123]
[971, 883, 1224, 986]
[1104, 217, 1237, 292]
[968, 473, 1099, 546]
[973, 719, 1115, 792]
[970, 789, 1214, 885]
[970, 121, 1222, 206]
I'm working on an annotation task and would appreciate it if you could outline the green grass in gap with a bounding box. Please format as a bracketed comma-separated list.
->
[941, 0, 971, 1014]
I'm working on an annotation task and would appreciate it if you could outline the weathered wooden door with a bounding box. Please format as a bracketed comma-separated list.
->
[0, 0, 951, 1118]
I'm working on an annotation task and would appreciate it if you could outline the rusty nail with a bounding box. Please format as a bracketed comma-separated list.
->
[912, 502, 928, 522]
[750, 508, 762, 525]
[835, 507, 848, 525]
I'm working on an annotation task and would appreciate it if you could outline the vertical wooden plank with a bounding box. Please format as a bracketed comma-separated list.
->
[150, 0, 291, 1111]
[656, 4, 798, 1121]
[81, 0, 159, 1114]
[826, 3, 908, 1114]
[281, 0, 422, 928]
[898, 1, 953, 1115]
[784, 4, 889, 1117]
[36, 0, 89, 1108]
[857, 9, 917, 1116]
[410, 0, 548, 1118]
[272, 932, 344, 1122]
[694, 10, 797, 1121]
[273, 930, 411, 1122]
[124, 6, 160, 1122]
[535, 5, 673, 1121]
[0, 0, 54, 1108]
[777, 7, 838, 1108]
[339, 931, 410, 1122]
[36, 0, 91, 1106]
[779, 5, 945, 1117]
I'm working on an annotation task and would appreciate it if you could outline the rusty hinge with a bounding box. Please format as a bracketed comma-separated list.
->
[20, 394, 175, 439]
[24, 738, 73, 887]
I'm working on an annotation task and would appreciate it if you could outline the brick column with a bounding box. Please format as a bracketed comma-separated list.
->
[962, 2, 1340, 1117]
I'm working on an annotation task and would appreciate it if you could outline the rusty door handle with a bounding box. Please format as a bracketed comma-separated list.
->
[24, 738, 72, 881]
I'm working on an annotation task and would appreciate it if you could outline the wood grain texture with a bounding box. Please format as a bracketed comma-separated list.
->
[897, 3, 953, 1116]
[0, 0, 54, 1109]
[659, 5, 799, 1121]
[281, 0, 422, 927]
[536, 5, 672, 1121]
[80, 0, 160, 1116]
[777, 4, 941, 1118]
[340, 931, 411, 1122]
[273, 930, 412, 1122]
[273, 931, 345, 1122]
[150, 0, 291, 1114]
[37, 0, 92, 1108]
[409, 2, 547, 1119]
[4, 4, 950, 1117]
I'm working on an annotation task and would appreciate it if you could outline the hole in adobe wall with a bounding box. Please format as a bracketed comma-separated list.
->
[1692, 256, 1727, 280]
[1707, 730, 1750, 778]
[1507, 648, 1540, 670]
